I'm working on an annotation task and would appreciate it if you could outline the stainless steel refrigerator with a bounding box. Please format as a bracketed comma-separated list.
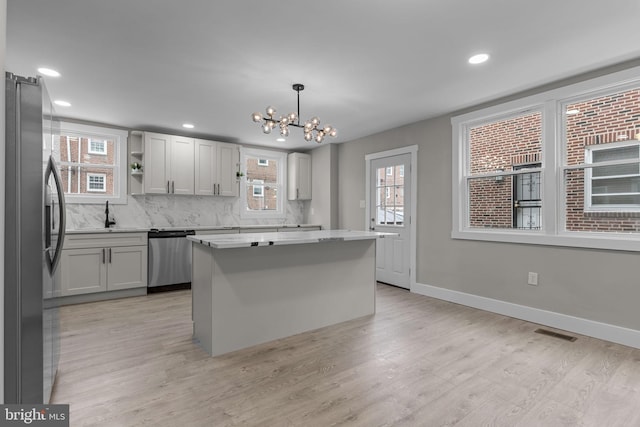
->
[4, 73, 66, 403]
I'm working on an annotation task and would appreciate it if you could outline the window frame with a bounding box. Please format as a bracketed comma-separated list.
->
[257, 159, 269, 166]
[452, 65, 640, 251]
[239, 147, 287, 219]
[583, 140, 640, 212]
[86, 173, 107, 192]
[88, 138, 107, 155]
[56, 122, 128, 205]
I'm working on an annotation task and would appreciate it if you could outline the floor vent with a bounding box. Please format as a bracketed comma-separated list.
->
[534, 328, 577, 342]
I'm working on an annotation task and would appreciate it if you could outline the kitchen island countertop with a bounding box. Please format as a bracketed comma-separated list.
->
[65, 224, 321, 234]
[188, 229, 396, 249]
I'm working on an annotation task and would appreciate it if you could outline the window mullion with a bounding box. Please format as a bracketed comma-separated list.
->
[541, 100, 556, 235]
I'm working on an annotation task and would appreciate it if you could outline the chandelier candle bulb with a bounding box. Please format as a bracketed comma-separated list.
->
[251, 83, 338, 143]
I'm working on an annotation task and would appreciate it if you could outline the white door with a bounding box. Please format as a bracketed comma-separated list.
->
[369, 153, 411, 288]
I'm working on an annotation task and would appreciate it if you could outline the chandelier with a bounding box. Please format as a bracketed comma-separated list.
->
[251, 83, 338, 143]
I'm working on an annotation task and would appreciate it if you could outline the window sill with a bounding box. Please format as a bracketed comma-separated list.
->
[583, 211, 640, 218]
[452, 228, 640, 252]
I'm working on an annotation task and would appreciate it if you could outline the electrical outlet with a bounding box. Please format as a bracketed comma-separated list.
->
[528, 272, 538, 286]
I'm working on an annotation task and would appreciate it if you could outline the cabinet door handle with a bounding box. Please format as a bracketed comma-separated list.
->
[297, 188, 299, 199]
[108, 248, 112, 264]
[217, 183, 220, 195]
[167, 181, 170, 193]
[102, 248, 106, 264]
[172, 180, 175, 193]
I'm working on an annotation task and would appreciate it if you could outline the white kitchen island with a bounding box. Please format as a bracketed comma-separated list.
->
[188, 230, 393, 357]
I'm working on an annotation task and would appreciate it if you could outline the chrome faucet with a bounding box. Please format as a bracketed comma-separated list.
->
[105, 201, 116, 228]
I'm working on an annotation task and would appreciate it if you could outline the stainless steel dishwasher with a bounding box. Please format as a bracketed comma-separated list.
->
[148, 229, 195, 291]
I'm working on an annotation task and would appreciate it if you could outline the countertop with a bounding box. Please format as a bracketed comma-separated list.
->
[188, 229, 398, 249]
[65, 224, 321, 234]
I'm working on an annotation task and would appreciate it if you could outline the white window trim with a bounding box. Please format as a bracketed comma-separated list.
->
[240, 147, 287, 219]
[58, 122, 128, 204]
[452, 65, 640, 252]
[87, 173, 106, 192]
[88, 138, 107, 155]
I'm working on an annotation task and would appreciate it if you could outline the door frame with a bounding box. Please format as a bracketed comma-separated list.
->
[365, 145, 418, 291]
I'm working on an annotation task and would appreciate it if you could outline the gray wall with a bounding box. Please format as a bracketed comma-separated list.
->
[1, 0, 7, 403]
[338, 61, 640, 333]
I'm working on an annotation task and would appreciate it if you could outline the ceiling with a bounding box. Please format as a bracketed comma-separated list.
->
[6, 1, 640, 150]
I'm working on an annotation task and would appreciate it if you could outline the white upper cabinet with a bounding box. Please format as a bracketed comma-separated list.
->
[144, 132, 170, 194]
[169, 135, 196, 194]
[216, 142, 240, 197]
[195, 139, 239, 197]
[288, 152, 312, 200]
[195, 139, 216, 196]
[144, 132, 194, 194]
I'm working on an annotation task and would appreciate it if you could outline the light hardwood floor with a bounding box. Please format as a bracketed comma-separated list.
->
[51, 284, 640, 426]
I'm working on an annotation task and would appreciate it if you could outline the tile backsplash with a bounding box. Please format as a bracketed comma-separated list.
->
[65, 195, 305, 230]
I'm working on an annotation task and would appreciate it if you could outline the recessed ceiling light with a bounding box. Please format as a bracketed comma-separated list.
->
[276, 137, 286, 142]
[468, 53, 489, 65]
[37, 68, 60, 77]
[54, 100, 71, 107]
[182, 123, 194, 129]
[566, 109, 580, 115]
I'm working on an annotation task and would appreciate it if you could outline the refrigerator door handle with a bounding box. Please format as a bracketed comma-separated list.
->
[45, 155, 66, 274]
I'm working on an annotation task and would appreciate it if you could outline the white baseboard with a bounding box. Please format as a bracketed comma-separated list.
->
[412, 282, 640, 349]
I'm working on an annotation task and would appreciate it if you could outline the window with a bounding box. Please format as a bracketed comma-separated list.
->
[88, 139, 107, 155]
[563, 87, 640, 234]
[585, 142, 640, 211]
[252, 179, 264, 197]
[513, 164, 542, 230]
[465, 110, 543, 231]
[376, 163, 404, 225]
[452, 65, 640, 251]
[87, 173, 106, 192]
[240, 148, 286, 219]
[399, 165, 404, 177]
[53, 122, 128, 204]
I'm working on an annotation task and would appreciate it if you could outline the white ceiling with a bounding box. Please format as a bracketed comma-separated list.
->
[6, 1, 640, 150]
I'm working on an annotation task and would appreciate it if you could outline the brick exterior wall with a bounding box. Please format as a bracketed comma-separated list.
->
[58, 136, 116, 195]
[467, 87, 640, 232]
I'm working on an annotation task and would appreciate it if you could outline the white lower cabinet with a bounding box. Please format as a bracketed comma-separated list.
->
[60, 232, 148, 296]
